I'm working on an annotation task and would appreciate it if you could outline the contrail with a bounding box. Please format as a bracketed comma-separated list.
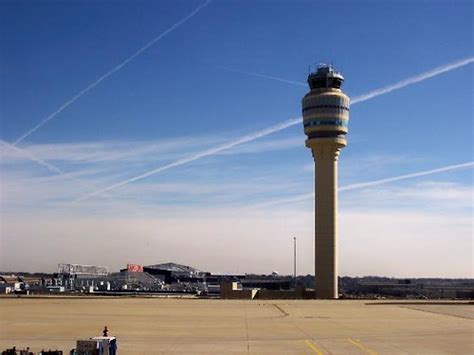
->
[73, 117, 300, 202]
[74, 57, 474, 201]
[351, 57, 474, 104]
[252, 162, 474, 208]
[11, 0, 212, 145]
[0, 140, 116, 200]
[340, 162, 474, 191]
[216, 56, 474, 95]
[216, 65, 306, 87]
[1, 139, 65, 175]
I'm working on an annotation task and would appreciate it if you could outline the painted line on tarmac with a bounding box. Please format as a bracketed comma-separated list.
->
[347, 338, 378, 355]
[304, 340, 324, 354]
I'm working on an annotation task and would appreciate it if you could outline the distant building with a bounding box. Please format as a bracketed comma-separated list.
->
[143, 262, 208, 284]
[145, 262, 207, 277]
[127, 264, 144, 272]
[0, 284, 13, 294]
[108, 270, 163, 291]
[58, 263, 109, 290]
[58, 263, 108, 277]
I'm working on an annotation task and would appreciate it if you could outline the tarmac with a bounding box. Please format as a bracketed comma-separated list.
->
[0, 297, 472, 354]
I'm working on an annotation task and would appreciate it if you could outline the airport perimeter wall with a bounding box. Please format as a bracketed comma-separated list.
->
[220, 282, 313, 299]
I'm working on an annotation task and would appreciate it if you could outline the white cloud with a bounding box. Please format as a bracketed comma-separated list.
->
[339, 209, 472, 278]
[1, 206, 471, 278]
[218, 136, 302, 155]
[1, 140, 472, 277]
[393, 181, 474, 202]
[2, 137, 224, 164]
[341, 181, 474, 212]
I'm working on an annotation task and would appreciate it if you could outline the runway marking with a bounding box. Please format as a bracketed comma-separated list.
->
[304, 340, 324, 354]
[347, 338, 378, 355]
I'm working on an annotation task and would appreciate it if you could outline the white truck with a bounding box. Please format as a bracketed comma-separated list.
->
[72, 328, 117, 355]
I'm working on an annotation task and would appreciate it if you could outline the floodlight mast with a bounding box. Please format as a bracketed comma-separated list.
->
[302, 64, 350, 299]
[293, 237, 297, 289]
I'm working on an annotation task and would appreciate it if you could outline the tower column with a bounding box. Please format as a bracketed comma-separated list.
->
[302, 64, 350, 300]
[310, 140, 345, 299]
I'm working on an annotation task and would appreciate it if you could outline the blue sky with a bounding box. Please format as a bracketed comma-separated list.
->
[1, 0, 473, 276]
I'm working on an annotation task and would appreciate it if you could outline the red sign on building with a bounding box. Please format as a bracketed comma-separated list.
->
[127, 264, 143, 272]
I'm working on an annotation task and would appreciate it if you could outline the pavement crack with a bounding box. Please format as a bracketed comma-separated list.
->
[399, 305, 474, 320]
[272, 303, 289, 317]
[245, 303, 250, 353]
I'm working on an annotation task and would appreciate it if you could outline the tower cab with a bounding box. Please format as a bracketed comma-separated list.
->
[302, 65, 350, 142]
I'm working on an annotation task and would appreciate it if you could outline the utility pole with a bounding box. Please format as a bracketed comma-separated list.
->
[293, 236, 297, 289]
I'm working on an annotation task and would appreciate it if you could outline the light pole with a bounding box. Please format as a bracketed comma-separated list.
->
[293, 236, 297, 289]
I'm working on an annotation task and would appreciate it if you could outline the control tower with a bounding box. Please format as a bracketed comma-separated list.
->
[302, 65, 350, 299]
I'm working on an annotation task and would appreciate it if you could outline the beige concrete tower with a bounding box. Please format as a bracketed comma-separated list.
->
[302, 65, 350, 299]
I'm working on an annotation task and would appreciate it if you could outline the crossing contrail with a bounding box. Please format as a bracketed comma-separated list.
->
[216, 65, 306, 87]
[73, 117, 300, 202]
[216, 57, 474, 96]
[252, 162, 474, 208]
[1, 139, 66, 175]
[11, 0, 212, 145]
[0, 140, 117, 200]
[74, 57, 474, 201]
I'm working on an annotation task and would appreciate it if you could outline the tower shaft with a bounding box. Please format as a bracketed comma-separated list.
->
[311, 140, 345, 299]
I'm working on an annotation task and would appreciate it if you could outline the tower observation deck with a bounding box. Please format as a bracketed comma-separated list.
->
[302, 64, 350, 299]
